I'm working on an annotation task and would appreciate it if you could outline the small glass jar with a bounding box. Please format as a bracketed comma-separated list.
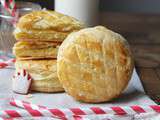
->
[0, 2, 41, 58]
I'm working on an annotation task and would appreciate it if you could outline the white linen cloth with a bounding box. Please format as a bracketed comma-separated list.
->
[0, 68, 159, 120]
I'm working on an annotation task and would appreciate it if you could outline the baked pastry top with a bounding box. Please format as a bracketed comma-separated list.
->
[14, 10, 84, 42]
[57, 26, 134, 103]
[17, 10, 84, 32]
[15, 59, 64, 92]
[13, 41, 59, 59]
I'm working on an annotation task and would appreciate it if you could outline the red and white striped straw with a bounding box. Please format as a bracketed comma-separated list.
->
[0, 109, 69, 119]
[8, 0, 16, 16]
[0, 59, 15, 69]
[9, 99, 81, 120]
[0, 0, 16, 16]
[9, 99, 160, 119]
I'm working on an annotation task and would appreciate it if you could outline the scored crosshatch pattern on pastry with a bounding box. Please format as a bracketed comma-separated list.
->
[57, 26, 134, 103]
[17, 10, 84, 31]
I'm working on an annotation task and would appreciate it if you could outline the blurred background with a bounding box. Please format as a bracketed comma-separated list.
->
[11, 0, 160, 29]
[14, 0, 160, 30]
[16, 0, 160, 13]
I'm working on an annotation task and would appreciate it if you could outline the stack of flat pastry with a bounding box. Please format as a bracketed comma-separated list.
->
[13, 10, 84, 92]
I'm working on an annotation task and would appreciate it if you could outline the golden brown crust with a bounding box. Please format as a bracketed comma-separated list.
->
[13, 41, 59, 59]
[15, 59, 64, 93]
[14, 10, 84, 42]
[17, 10, 84, 32]
[31, 80, 64, 93]
[14, 28, 69, 42]
[57, 26, 134, 103]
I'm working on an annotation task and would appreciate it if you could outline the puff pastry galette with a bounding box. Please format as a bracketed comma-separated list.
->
[57, 26, 134, 103]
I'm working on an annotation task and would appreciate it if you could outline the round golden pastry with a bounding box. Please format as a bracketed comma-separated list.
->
[15, 59, 64, 93]
[57, 26, 134, 103]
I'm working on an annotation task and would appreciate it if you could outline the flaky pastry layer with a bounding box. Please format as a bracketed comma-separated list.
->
[15, 59, 64, 93]
[14, 10, 84, 42]
[13, 41, 59, 59]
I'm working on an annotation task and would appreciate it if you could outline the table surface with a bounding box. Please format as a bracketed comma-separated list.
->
[101, 12, 160, 104]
